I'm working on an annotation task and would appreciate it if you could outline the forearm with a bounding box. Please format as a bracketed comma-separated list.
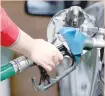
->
[10, 28, 34, 56]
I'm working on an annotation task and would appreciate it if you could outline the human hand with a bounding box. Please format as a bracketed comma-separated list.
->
[28, 39, 63, 71]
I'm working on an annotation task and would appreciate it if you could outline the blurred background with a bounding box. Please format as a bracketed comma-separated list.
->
[0, 1, 104, 96]
[24, 1, 96, 16]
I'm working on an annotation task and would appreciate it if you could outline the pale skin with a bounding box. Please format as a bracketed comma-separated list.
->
[10, 28, 63, 71]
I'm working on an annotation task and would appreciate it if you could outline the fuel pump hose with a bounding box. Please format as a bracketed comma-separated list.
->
[0, 56, 33, 81]
[1, 63, 16, 81]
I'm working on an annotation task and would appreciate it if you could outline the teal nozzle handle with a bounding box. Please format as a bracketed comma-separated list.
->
[0, 63, 16, 81]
